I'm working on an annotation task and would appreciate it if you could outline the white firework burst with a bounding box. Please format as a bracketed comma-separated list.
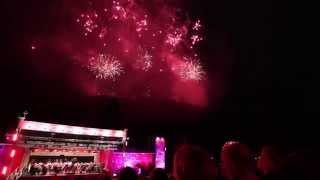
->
[88, 54, 123, 80]
[179, 58, 205, 81]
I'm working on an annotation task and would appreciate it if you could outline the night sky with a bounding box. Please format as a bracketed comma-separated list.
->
[0, 0, 314, 154]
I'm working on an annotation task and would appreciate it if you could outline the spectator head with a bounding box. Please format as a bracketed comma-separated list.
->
[103, 175, 112, 180]
[119, 167, 138, 180]
[258, 145, 287, 175]
[173, 144, 217, 180]
[150, 168, 168, 180]
[221, 141, 255, 179]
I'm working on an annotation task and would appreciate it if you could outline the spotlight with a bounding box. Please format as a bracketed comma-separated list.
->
[10, 149, 16, 158]
[12, 133, 18, 141]
[1, 166, 7, 175]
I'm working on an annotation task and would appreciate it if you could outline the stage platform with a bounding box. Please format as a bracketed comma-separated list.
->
[19, 173, 106, 180]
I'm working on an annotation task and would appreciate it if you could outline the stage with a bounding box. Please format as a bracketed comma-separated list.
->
[1, 116, 165, 179]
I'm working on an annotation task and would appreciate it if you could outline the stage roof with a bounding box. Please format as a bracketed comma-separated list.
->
[18, 120, 126, 138]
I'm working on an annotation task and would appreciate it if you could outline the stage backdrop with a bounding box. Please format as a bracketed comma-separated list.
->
[100, 151, 154, 173]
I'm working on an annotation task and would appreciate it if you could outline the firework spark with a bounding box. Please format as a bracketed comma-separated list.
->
[88, 54, 123, 80]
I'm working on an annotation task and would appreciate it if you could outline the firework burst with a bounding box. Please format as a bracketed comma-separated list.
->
[192, 20, 202, 31]
[136, 19, 148, 32]
[77, 12, 99, 36]
[134, 49, 153, 72]
[141, 51, 153, 71]
[179, 58, 205, 81]
[88, 54, 123, 80]
[165, 31, 183, 48]
[69, 0, 208, 105]
[190, 35, 203, 46]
